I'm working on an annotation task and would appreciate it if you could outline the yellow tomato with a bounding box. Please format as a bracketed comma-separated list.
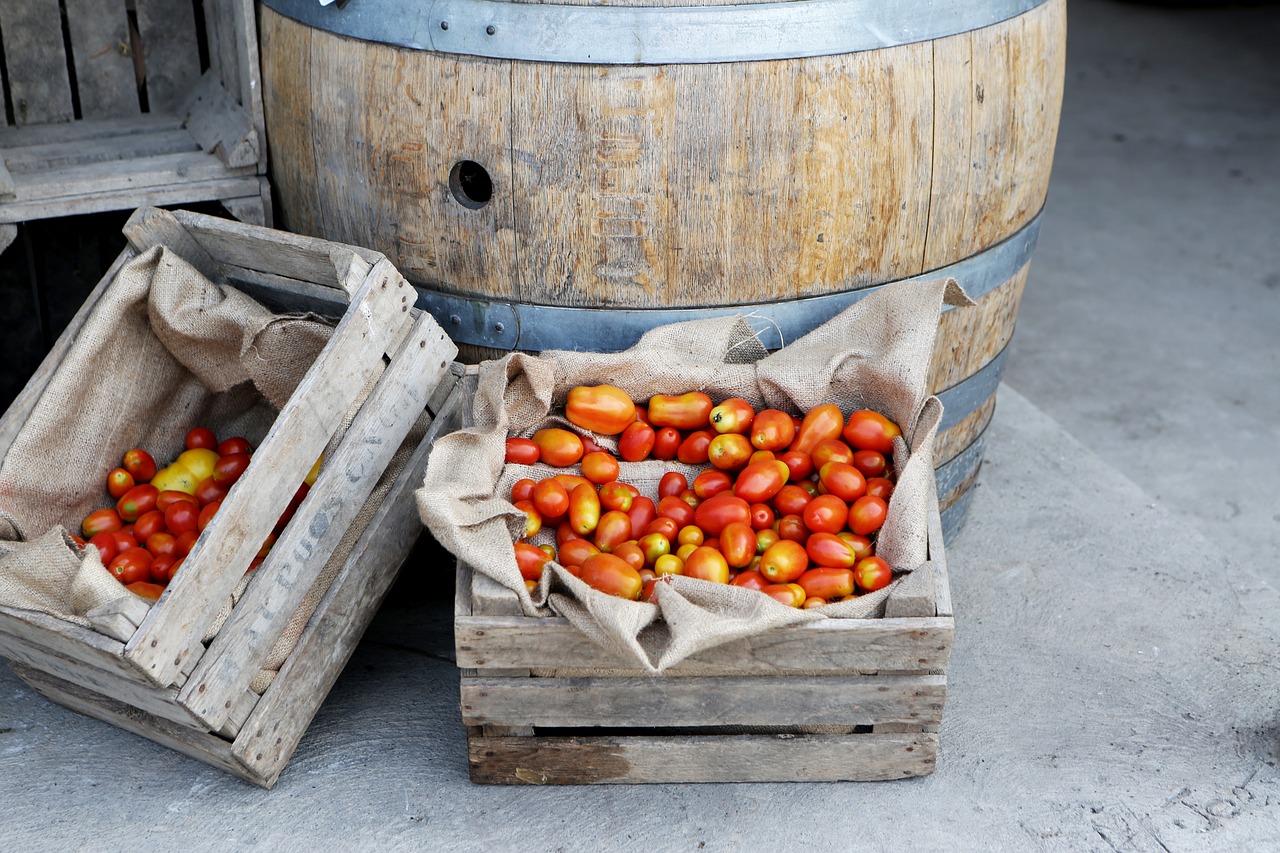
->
[151, 464, 197, 495]
[176, 448, 219, 483]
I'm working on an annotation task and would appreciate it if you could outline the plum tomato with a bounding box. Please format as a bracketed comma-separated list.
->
[682, 546, 730, 584]
[791, 404, 845, 456]
[838, 531, 875, 561]
[657, 495, 696, 529]
[677, 525, 705, 547]
[106, 468, 135, 499]
[750, 410, 796, 452]
[676, 430, 713, 465]
[759, 539, 809, 583]
[763, 582, 807, 608]
[164, 500, 200, 535]
[617, 421, 656, 462]
[652, 427, 683, 461]
[122, 448, 157, 482]
[111, 530, 139, 553]
[580, 553, 643, 600]
[176, 449, 219, 483]
[510, 478, 537, 503]
[643, 516, 680, 542]
[692, 469, 733, 500]
[197, 500, 221, 532]
[658, 472, 688, 500]
[638, 532, 672, 565]
[87, 531, 119, 565]
[108, 547, 154, 585]
[217, 436, 252, 457]
[192, 476, 228, 506]
[582, 451, 621, 485]
[173, 530, 200, 558]
[709, 398, 755, 435]
[707, 433, 754, 471]
[593, 510, 633, 553]
[212, 452, 251, 488]
[150, 464, 196, 495]
[842, 410, 902, 455]
[513, 499, 543, 539]
[803, 494, 849, 535]
[558, 538, 601, 568]
[146, 532, 178, 560]
[133, 510, 167, 542]
[775, 514, 810, 544]
[730, 570, 769, 592]
[777, 450, 813, 482]
[851, 450, 887, 480]
[653, 553, 684, 577]
[733, 460, 788, 503]
[156, 489, 199, 512]
[565, 385, 637, 435]
[149, 555, 176, 584]
[771, 484, 813, 518]
[755, 528, 780, 555]
[127, 581, 167, 601]
[865, 477, 895, 501]
[805, 532, 859, 568]
[849, 495, 888, 536]
[854, 556, 893, 592]
[505, 437, 541, 465]
[719, 522, 757, 569]
[749, 502, 776, 531]
[185, 426, 217, 451]
[116, 484, 159, 523]
[612, 542, 646, 571]
[82, 508, 124, 538]
[693, 493, 751, 536]
[818, 461, 867, 503]
[532, 428, 585, 467]
[626, 496, 657, 537]
[598, 481, 633, 513]
[514, 541, 552, 582]
[532, 478, 571, 519]
[647, 392, 713, 431]
[568, 483, 602, 536]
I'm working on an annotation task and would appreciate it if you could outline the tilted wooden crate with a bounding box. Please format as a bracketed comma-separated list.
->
[0, 207, 462, 787]
[0, 0, 270, 255]
[456, 490, 954, 785]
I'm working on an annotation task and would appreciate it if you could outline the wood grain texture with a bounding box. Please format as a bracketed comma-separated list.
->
[928, 267, 1028, 394]
[63, 0, 140, 120]
[468, 730, 937, 784]
[461, 672, 945, 728]
[180, 72, 260, 168]
[258, 9, 320, 237]
[134, 0, 202, 112]
[0, 0, 74, 125]
[935, 394, 996, 466]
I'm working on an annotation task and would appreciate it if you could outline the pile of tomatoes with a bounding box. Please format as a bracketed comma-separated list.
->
[73, 427, 311, 602]
[504, 385, 904, 608]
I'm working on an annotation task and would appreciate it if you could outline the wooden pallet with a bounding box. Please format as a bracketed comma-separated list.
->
[456, 492, 954, 785]
[0, 0, 270, 254]
[0, 208, 463, 787]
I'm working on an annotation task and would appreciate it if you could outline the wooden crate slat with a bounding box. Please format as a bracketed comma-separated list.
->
[0, 0, 74, 125]
[124, 259, 417, 685]
[0, 174, 262, 225]
[0, 606, 130, 682]
[171, 208, 384, 285]
[8, 150, 254, 204]
[457, 614, 954, 674]
[0, 113, 183, 148]
[122, 205, 223, 280]
[1, 129, 199, 174]
[222, 265, 351, 317]
[10, 663, 265, 786]
[0, 160, 14, 200]
[63, 0, 140, 120]
[468, 731, 938, 784]
[885, 561, 938, 619]
[180, 72, 259, 169]
[231, 371, 468, 786]
[461, 673, 946, 729]
[181, 313, 457, 728]
[134, 0, 202, 113]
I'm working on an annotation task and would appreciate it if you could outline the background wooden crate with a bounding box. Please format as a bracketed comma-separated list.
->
[456, 482, 954, 785]
[0, 0, 269, 255]
[0, 208, 463, 787]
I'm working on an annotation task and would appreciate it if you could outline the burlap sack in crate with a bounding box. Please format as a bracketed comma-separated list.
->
[0, 245, 400, 692]
[419, 279, 972, 672]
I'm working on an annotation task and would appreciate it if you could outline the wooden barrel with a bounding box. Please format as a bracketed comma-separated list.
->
[259, 0, 1066, 537]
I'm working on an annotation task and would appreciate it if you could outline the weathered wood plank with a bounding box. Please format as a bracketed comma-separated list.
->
[469, 566, 522, 617]
[219, 193, 267, 227]
[10, 663, 264, 787]
[258, 9, 320, 237]
[885, 562, 937, 619]
[0, 129, 199, 173]
[85, 594, 152, 643]
[122, 206, 223, 282]
[180, 72, 259, 168]
[124, 259, 417, 685]
[6, 151, 254, 204]
[468, 731, 937, 784]
[63, 0, 140, 120]
[460, 673, 945, 729]
[0, 113, 181, 148]
[458, 614, 953, 674]
[181, 313, 456, 728]
[0, 606, 134, 682]
[0, 0, 74, 125]
[0, 159, 15, 199]
[0, 175, 261, 224]
[221, 265, 350, 317]
[134, 0, 202, 112]
[929, 480, 953, 619]
[230, 373, 468, 786]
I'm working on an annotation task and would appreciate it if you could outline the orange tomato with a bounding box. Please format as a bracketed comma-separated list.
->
[842, 410, 902, 455]
[568, 483, 602, 536]
[854, 556, 893, 592]
[849, 495, 888, 536]
[709, 398, 755, 434]
[566, 385, 637, 435]
[581, 452, 620, 486]
[558, 538, 601, 568]
[719, 522, 757, 569]
[750, 410, 796, 452]
[763, 582, 806, 607]
[514, 541, 552, 581]
[613, 541, 646, 571]
[811, 439, 854, 470]
[791, 404, 845, 456]
[593, 510, 633, 553]
[730, 570, 769, 591]
[759, 538, 809, 583]
[532, 478, 571, 518]
[505, 437, 541, 465]
[513, 499, 543, 539]
[648, 392, 714, 431]
[580, 553, 644, 600]
[707, 433, 754, 470]
[803, 494, 849, 535]
[819, 461, 867, 502]
[805, 532, 859, 568]
[106, 468, 135, 499]
[797, 567, 856, 601]
[532, 428, 585, 467]
[682, 546, 730, 584]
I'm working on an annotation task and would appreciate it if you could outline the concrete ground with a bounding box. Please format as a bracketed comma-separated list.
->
[3, 1, 1279, 850]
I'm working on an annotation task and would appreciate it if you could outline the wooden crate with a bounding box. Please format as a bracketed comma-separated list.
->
[0, 207, 462, 787]
[456, 489, 954, 785]
[0, 0, 270, 255]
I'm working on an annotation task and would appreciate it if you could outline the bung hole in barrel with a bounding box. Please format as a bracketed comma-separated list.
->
[450, 160, 493, 210]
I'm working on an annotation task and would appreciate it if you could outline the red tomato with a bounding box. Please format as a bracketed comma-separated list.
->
[626, 496, 657, 538]
[106, 468, 135, 499]
[775, 514, 810, 544]
[676, 430, 713, 465]
[514, 541, 552, 581]
[733, 460, 787, 503]
[851, 450, 887, 480]
[791, 404, 845, 456]
[581, 434, 608, 456]
[643, 516, 680, 542]
[803, 494, 849, 535]
[212, 452, 252, 487]
[217, 436, 252, 457]
[730, 570, 769, 592]
[121, 448, 157, 482]
[777, 450, 813, 482]
[82, 508, 124, 538]
[682, 546, 730, 584]
[771, 484, 813, 517]
[819, 461, 867, 503]
[531, 428, 585, 467]
[838, 532, 875, 561]
[805, 532, 859, 568]
[750, 410, 796, 452]
[580, 553, 643, 599]
[505, 437, 541, 465]
[748, 502, 776, 531]
[568, 483, 602, 536]
[657, 495, 696, 529]
[811, 439, 854, 471]
[108, 547, 153, 585]
[197, 500, 220, 532]
[127, 581, 167, 601]
[617, 421, 656, 462]
[173, 530, 200, 558]
[658, 472, 688, 500]
[156, 489, 199, 512]
[613, 542, 646, 571]
[87, 531, 119, 564]
[164, 500, 200, 535]
[149, 555, 176, 584]
[849, 495, 888, 536]
[719, 522, 757, 569]
[510, 478, 537, 503]
[146, 532, 178, 560]
[565, 385, 637, 435]
[185, 426, 218, 451]
[633, 406, 650, 425]
[558, 538, 601, 568]
[652, 427, 683, 461]
[843, 410, 902, 455]
[581, 451, 620, 485]
[692, 469, 733, 500]
[513, 499, 542, 539]
[597, 481, 633, 513]
[648, 392, 713, 431]
[854, 556, 893, 592]
[707, 433, 754, 471]
[116, 484, 159, 523]
[532, 478, 570, 519]
[865, 477, 895, 501]
[111, 530, 139, 553]
[709, 398, 755, 435]
[763, 582, 807, 607]
[134, 510, 167, 542]
[759, 539, 809, 583]
[693, 493, 752, 536]
[593, 510, 633, 553]
[192, 477, 228, 507]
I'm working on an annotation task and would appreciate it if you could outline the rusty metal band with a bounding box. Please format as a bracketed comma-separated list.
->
[263, 0, 1049, 65]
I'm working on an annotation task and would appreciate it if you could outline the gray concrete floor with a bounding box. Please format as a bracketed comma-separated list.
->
[3, 1, 1280, 850]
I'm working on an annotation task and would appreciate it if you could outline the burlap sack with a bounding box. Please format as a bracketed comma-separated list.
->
[419, 278, 972, 672]
[0, 245, 366, 691]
